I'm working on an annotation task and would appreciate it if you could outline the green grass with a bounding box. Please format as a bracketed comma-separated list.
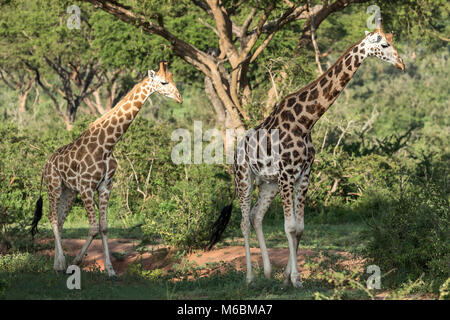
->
[1, 266, 341, 300]
[34, 205, 144, 239]
[1, 220, 376, 300]
[1, 218, 440, 300]
[37, 221, 143, 239]
[222, 220, 368, 254]
[0, 254, 368, 300]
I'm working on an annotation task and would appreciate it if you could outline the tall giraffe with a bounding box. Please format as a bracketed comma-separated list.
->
[208, 21, 404, 287]
[31, 61, 182, 277]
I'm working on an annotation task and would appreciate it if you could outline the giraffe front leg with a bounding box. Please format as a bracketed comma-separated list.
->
[72, 188, 99, 266]
[251, 181, 278, 279]
[279, 175, 302, 288]
[98, 179, 117, 278]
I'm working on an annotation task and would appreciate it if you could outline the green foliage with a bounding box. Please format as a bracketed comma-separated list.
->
[142, 164, 231, 251]
[126, 262, 165, 282]
[0, 123, 48, 252]
[380, 0, 450, 51]
[439, 278, 450, 300]
[0, 252, 52, 297]
[0, 116, 232, 252]
[0, 252, 52, 274]
[105, 116, 232, 251]
[362, 176, 449, 290]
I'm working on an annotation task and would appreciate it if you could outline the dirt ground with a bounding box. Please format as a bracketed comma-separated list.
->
[37, 238, 365, 279]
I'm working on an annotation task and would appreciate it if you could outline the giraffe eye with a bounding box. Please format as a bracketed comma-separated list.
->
[381, 43, 390, 48]
[161, 81, 169, 85]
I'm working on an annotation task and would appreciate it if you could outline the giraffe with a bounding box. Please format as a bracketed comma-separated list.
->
[31, 61, 182, 277]
[208, 20, 405, 287]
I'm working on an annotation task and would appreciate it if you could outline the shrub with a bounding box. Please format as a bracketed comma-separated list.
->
[362, 177, 449, 290]
[142, 164, 231, 251]
[0, 123, 45, 251]
[0, 252, 51, 274]
[0, 119, 93, 250]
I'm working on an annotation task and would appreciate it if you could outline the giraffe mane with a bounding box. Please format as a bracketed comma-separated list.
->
[281, 39, 363, 102]
[89, 82, 141, 127]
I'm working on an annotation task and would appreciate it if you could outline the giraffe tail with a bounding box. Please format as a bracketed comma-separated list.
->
[31, 173, 44, 239]
[206, 189, 236, 251]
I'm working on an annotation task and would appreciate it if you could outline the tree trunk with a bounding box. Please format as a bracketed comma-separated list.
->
[204, 76, 225, 127]
[17, 79, 33, 125]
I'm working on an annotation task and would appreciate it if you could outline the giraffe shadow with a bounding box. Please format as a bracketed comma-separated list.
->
[36, 226, 142, 239]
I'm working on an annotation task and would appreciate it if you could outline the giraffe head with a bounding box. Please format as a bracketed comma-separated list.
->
[148, 61, 183, 103]
[363, 19, 405, 71]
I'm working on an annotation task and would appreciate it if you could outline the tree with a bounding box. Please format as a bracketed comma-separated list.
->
[80, 0, 376, 131]
[0, 0, 113, 129]
[2, 0, 447, 130]
[0, 63, 34, 125]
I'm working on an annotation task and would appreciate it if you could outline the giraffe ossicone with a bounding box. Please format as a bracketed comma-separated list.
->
[31, 61, 182, 277]
[208, 20, 405, 288]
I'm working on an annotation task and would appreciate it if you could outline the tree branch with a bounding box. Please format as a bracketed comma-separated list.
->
[206, 0, 239, 66]
[298, 0, 370, 49]
[308, 1, 323, 74]
[81, 0, 214, 77]
[198, 17, 219, 36]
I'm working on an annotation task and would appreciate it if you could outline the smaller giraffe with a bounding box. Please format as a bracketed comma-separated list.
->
[31, 62, 182, 277]
[208, 19, 405, 287]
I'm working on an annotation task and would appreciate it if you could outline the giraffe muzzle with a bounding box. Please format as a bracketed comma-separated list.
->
[395, 58, 405, 71]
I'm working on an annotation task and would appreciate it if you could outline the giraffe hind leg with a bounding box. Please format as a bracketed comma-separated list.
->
[45, 166, 66, 272]
[57, 185, 77, 235]
[236, 165, 255, 284]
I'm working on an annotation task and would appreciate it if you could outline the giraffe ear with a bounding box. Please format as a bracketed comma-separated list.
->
[365, 30, 370, 36]
[148, 70, 155, 78]
[385, 32, 394, 44]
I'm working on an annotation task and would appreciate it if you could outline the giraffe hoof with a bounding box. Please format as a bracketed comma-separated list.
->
[109, 274, 119, 281]
[54, 269, 66, 276]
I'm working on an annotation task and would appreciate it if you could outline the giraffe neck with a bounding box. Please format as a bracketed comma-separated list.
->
[280, 39, 368, 132]
[89, 78, 155, 150]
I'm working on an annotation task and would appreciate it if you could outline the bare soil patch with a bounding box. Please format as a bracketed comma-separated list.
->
[37, 238, 365, 279]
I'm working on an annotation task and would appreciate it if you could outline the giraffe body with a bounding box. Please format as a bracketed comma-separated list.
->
[32, 62, 182, 276]
[209, 24, 404, 287]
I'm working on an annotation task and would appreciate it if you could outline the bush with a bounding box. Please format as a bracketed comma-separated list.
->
[111, 117, 234, 251]
[142, 164, 231, 251]
[0, 117, 235, 251]
[305, 148, 404, 223]
[362, 177, 449, 290]
[0, 123, 45, 251]
[0, 119, 93, 251]
[0, 252, 53, 298]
